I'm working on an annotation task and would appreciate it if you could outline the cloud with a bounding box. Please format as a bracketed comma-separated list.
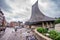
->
[0, 0, 60, 22]
[0, 0, 12, 12]
[1, 0, 32, 22]
[38, 0, 60, 18]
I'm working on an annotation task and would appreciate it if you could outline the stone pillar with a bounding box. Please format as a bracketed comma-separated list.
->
[27, 25, 30, 28]
[50, 22, 53, 28]
[53, 22, 55, 28]
[31, 26, 35, 29]
[29, 25, 31, 28]
[46, 22, 49, 28]
[42, 22, 45, 28]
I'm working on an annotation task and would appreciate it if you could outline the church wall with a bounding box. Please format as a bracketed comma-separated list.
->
[25, 21, 55, 30]
[41, 21, 55, 30]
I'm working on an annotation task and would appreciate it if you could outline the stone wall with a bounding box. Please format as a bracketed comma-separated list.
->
[34, 29, 52, 40]
[55, 23, 60, 32]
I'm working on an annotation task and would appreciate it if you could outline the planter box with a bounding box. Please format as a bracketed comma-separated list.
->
[34, 29, 52, 40]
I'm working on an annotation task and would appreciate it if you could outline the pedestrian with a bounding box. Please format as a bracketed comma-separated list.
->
[27, 35, 35, 40]
[14, 26, 18, 32]
[15, 28, 17, 32]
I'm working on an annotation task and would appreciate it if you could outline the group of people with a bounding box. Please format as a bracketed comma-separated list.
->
[14, 26, 37, 40]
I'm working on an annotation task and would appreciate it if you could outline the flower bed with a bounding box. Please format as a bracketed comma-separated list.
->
[34, 27, 60, 40]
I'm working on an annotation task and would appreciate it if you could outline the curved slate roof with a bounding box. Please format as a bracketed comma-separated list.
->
[25, 1, 55, 25]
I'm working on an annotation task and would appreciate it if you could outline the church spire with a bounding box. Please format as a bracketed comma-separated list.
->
[37, 0, 38, 3]
[32, 0, 38, 7]
[0, 8, 1, 11]
[0, 8, 2, 12]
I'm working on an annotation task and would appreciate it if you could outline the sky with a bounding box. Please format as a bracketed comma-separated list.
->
[0, 0, 60, 22]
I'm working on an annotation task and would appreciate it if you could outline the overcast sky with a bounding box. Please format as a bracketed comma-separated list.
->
[0, 0, 60, 22]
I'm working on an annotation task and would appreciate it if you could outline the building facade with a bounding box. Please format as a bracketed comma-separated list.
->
[10, 21, 22, 27]
[0, 9, 6, 27]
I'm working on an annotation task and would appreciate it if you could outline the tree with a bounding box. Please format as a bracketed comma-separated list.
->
[55, 19, 60, 24]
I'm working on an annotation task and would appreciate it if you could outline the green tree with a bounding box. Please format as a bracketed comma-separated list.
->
[55, 19, 60, 24]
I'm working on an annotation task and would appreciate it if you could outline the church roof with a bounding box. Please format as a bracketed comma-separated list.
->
[25, 1, 55, 25]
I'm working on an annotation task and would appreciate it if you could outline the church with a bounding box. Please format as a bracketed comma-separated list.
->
[25, 0, 55, 29]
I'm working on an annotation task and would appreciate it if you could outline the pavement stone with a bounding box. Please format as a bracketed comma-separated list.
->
[0, 28, 37, 40]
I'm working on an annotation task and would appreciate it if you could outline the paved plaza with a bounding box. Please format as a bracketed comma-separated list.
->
[0, 28, 37, 40]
